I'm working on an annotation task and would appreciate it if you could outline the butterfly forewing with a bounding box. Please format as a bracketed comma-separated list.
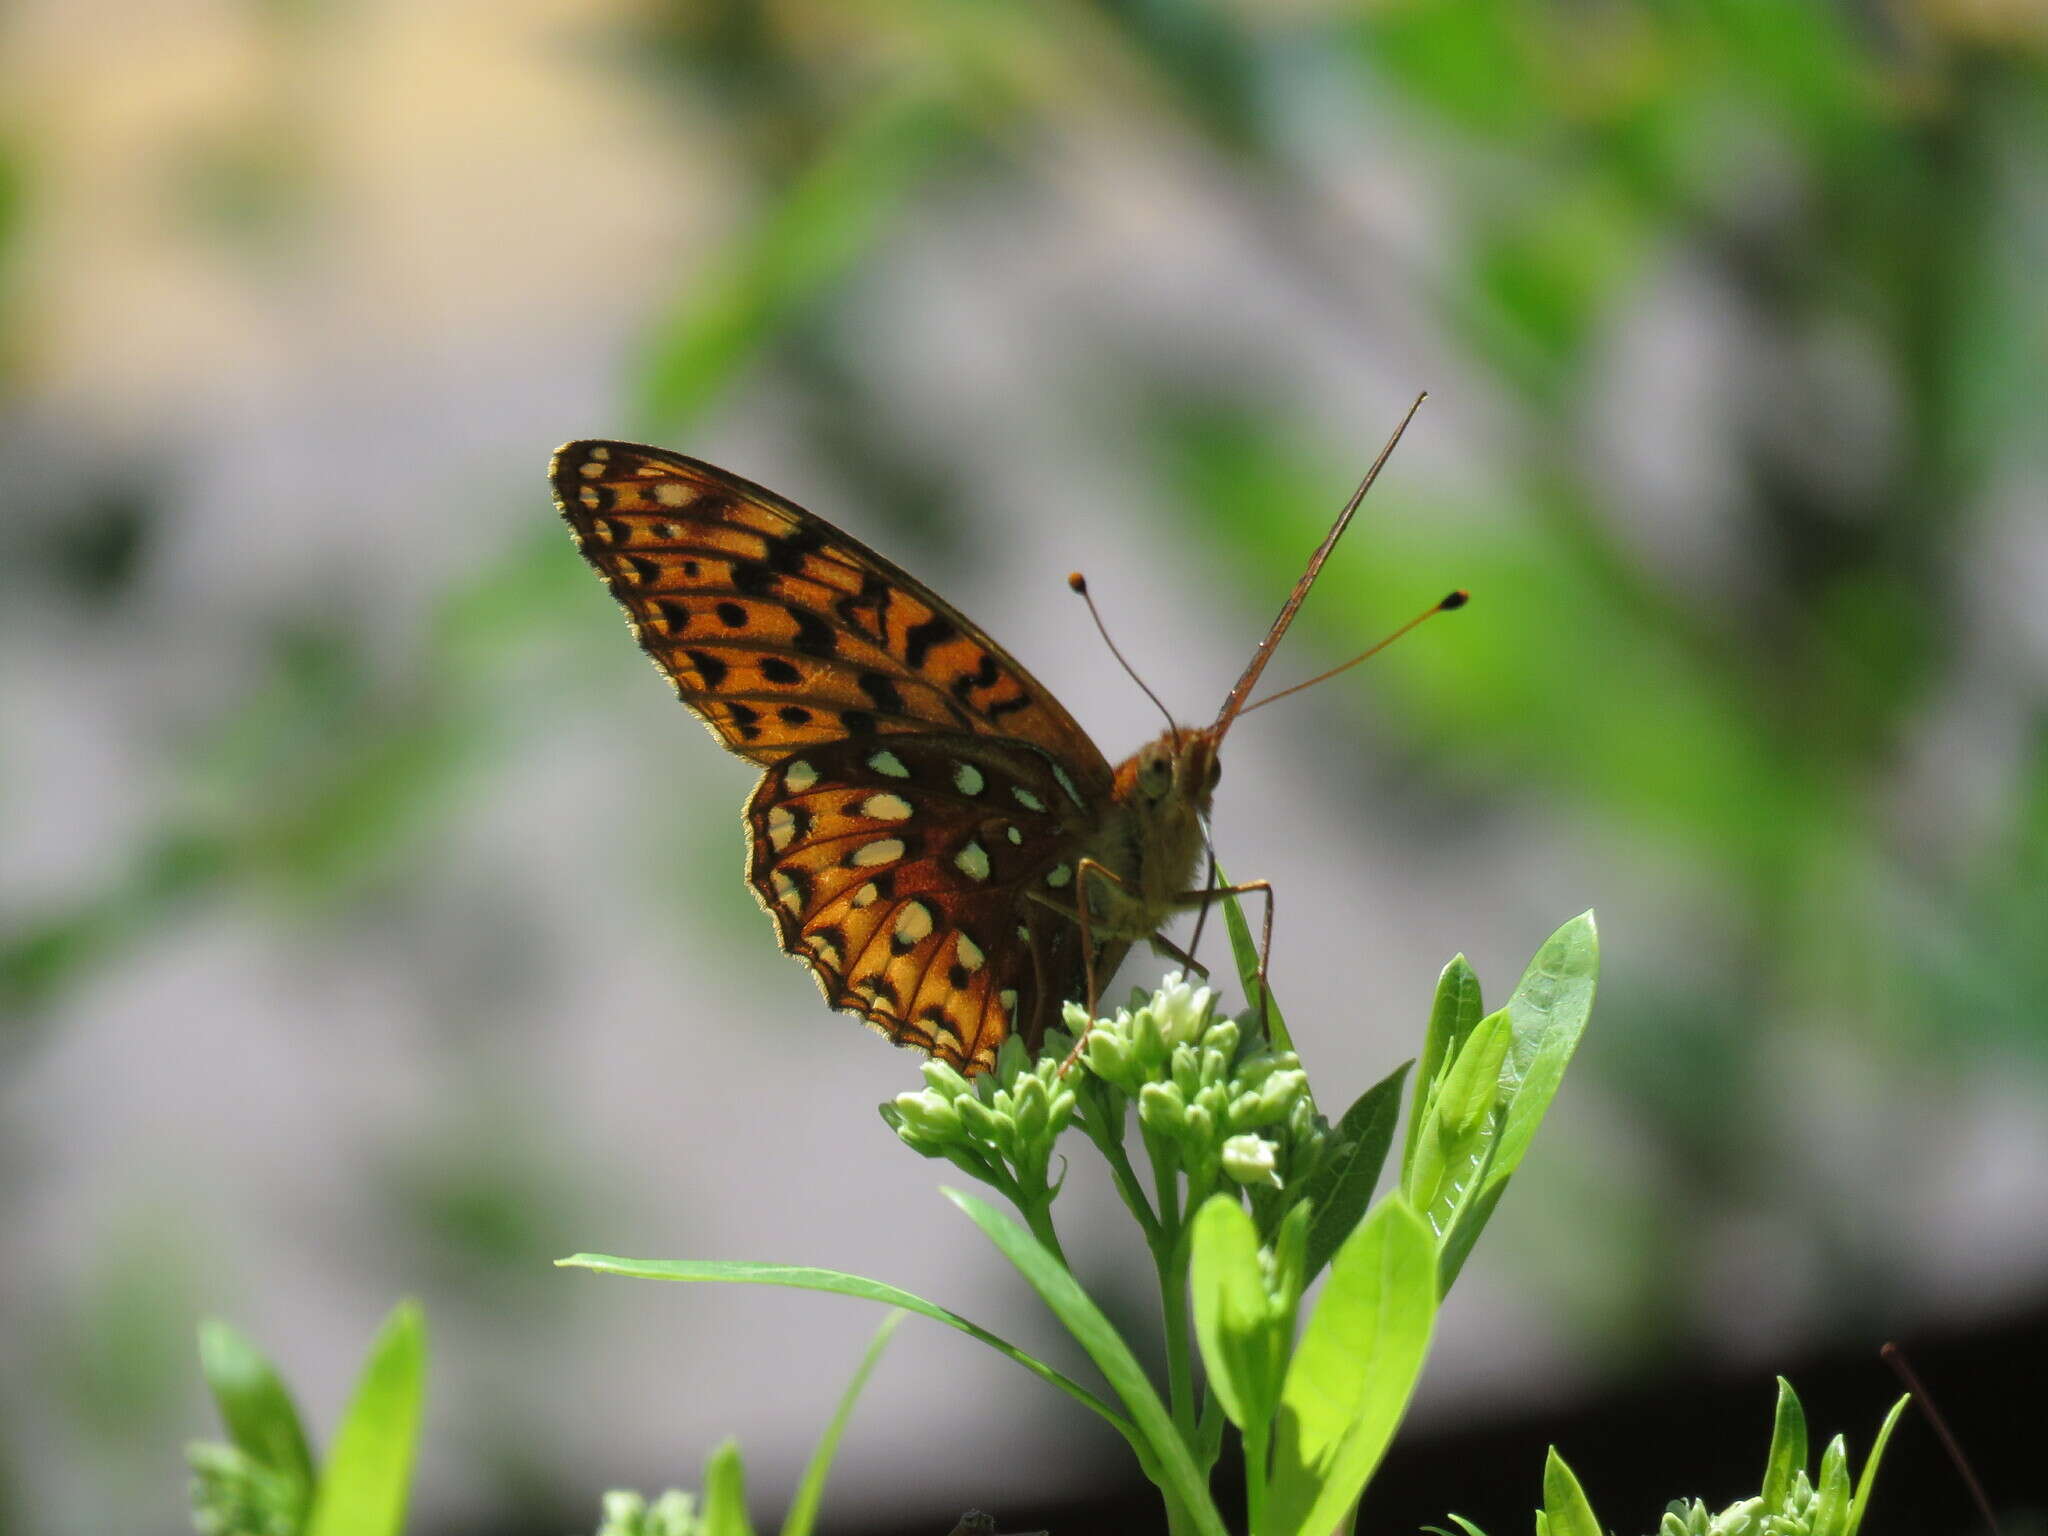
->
[553, 440, 1118, 1070]
[553, 442, 1114, 777]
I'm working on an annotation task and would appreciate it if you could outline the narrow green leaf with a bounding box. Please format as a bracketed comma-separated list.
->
[1810, 1435, 1852, 1536]
[558, 1254, 1128, 1437]
[1301, 1061, 1412, 1279]
[1433, 1174, 1508, 1294]
[1264, 1199, 1437, 1536]
[1188, 1195, 1276, 1434]
[1490, 912, 1598, 1175]
[1434, 913, 1599, 1289]
[701, 1438, 756, 1536]
[1844, 1396, 1911, 1536]
[303, 1301, 427, 1536]
[1406, 1011, 1509, 1236]
[780, 1311, 904, 1536]
[196, 1319, 316, 1490]
[941, 1190, 1229, 1536]
[1403, 955, 1482, 1184]
[1540, 1448, 1602, 1536]
[1761, 1377, 1808, 1510]
[1440, 1009, 1511, 1138]
[1217, 864, 1290, 1053]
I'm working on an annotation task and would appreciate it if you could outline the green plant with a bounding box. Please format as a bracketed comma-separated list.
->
[1436, 1378, 1911, 1536]
[187, 1303, 425, 1536]
[563, 908, 1599, 1535]
[187, 1303, 914, 1536]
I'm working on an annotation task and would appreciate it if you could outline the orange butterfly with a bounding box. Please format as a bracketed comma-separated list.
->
[553, 399, 1448, 1075]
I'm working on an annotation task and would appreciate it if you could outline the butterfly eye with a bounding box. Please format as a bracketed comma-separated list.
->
[1208, 758, 1222, 789]
[1136, 749, 1173, 798]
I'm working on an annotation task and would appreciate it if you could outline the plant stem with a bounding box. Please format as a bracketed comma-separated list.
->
[1019, 1193, 1068, 1269]
[1085, 1096, 1165, 1246]
[1243, 1418, 1270, 1533]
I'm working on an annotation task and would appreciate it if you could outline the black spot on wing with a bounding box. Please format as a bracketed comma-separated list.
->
[790, 608, 837, 658]
[759, 657, 801, 685]
[686, 649, 728, 688]
[951, 653, 1000, 701]
[903, 614, 958, 669]
[857, 671, 906, 715]
[766, 522, 825, 574]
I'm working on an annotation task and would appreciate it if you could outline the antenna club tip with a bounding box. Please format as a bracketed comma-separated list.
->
[1066, 571, 1089, 594]
[1440, 589, 1470, 611]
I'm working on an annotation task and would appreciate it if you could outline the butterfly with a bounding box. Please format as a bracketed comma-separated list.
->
[552, 399, 1447, 1076]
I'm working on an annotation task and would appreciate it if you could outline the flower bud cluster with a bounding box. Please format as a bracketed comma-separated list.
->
[883, 1035, 1079, 1200]
[1659, 1470, 1821, 1536]
[596, 1489, 700, 1536]
[1069, 974, 1324, 1196]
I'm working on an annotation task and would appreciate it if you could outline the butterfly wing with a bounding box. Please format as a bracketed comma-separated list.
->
[746, 734, 1102, 1073]
[552, 441, 1117, 1070]
[552, 442, 1113, 779]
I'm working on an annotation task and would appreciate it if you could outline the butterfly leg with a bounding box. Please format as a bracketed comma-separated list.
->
[1144, 931, 1210, 980]
[1172, 879, 1276, 1039]
[1029, 856, 1133, 1075]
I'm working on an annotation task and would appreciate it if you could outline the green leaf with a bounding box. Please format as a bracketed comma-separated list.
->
[780, 1311, 904, 1536]
[941, 1190, 1229, 1536]
[196, 1318, 316, 1490]
[1491, 913, 1598, 1173]
[1188, 1195, 1279, 1434]
[558, 1254, 1130, 1438]
[1264, 1199, 1437, 1536]
[1404, 955, 1483, 1184]
[1216, 863, 1290, 1053]
[1438, 1008, 1511, 1139]
[1436, 913, 1599, 1291]
[1540, 1448, 1602, 1536]
[303, 1301, 427, 1536]
[1301, 1061, 1413, 1279]
[1433, 1174, 1508, 1294]
[1845, 1396, 1911, 1536]
[1405, 1010, 1510, 1239]
[701, 1438, 756, 1536]
[1810, 1435, 1852, 1536]
[1761, 1377, 1808, 1510]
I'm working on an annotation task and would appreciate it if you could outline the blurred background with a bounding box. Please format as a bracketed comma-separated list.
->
[3, 1, 2046, 1532]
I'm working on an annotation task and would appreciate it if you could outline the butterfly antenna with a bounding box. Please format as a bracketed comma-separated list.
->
[1883, 1342, 1999, 1535]
[1213, 390, 1428, 741]
[1069, 571, 1178, 739]
[1236, 589, 1468, 717]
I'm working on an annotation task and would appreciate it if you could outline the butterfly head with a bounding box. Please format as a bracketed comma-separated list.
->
[1123, 725, 1222, 814]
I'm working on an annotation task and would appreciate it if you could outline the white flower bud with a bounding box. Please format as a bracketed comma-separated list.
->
[1221, 1134, 1283, 1188]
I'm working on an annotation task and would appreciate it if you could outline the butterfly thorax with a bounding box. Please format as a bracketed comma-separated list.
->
[1076, 726, 1220, 939]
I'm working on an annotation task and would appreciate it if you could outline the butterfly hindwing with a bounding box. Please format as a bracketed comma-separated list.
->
[744, 734, 1105, 1072]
